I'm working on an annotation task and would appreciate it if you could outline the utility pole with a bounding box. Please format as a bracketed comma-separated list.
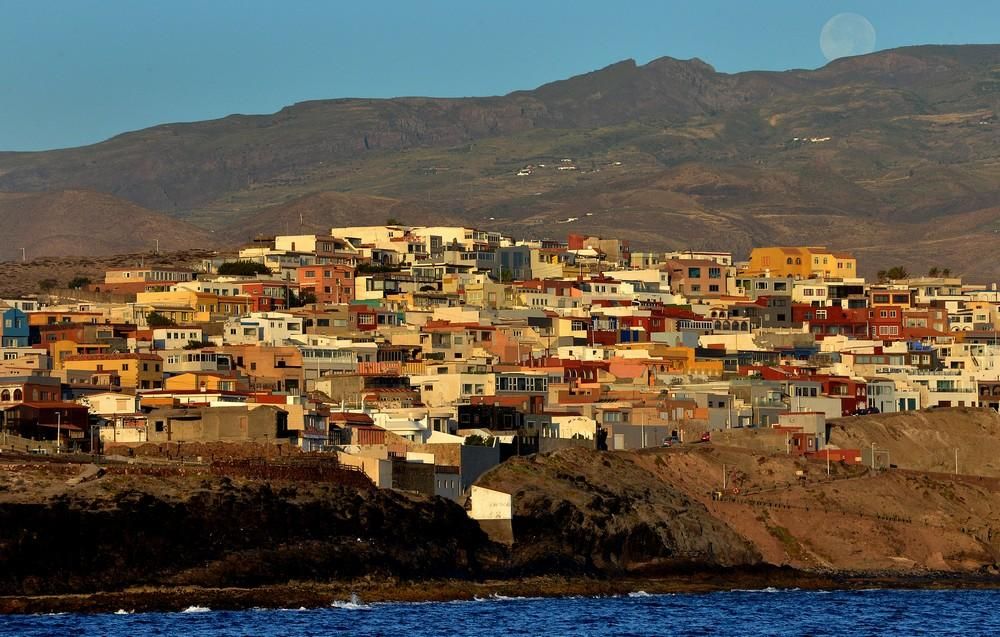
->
[723, 463, 727, 491]
[640, 410, 645, 449]
[871, 442, 876, 470]
[56, 412, 61, 454]
[955, 448, 959, 475]
[21, 248, 25, 262]
[826, 448, 831, 477]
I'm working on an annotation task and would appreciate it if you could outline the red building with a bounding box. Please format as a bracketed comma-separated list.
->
[792, 305, 904, 340]
[297, 265, 356, 304]
[239, 281, 296, 312]
[816, 374, 868, 416]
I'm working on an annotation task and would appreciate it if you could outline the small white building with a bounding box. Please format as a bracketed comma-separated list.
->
[223, 312, 303, 346]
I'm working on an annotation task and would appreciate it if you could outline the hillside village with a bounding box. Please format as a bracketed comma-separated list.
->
[2, 224, 999, 502]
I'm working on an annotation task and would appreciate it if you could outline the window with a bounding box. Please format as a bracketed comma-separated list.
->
[12, 389, 21, 401]
[709, 267, 721, 279]
[688, 268, 701, 278]
[0, 390, 8, 401]
[709, 285, 720, 292]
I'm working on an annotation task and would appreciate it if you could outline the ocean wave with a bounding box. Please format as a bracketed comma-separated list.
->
[113, 609, 133, 615]
[628, 591, 651, 598]
[330, 594, 371, 610]
[181, 606, 211, 613]
[728, 587, 801, 593]
[472, 594, 545, 602]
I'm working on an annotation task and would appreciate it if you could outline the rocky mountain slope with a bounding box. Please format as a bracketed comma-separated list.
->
[1, 45, 999, 276]
[477, 446, 759, 574]
[0, 191, 219, 262]
[0, 467, 492, 596]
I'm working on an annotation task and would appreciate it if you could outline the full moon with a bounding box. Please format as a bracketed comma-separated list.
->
[820, 13, 877, 61]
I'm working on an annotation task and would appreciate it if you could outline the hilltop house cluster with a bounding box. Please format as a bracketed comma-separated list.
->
[2, 225, 999, 499]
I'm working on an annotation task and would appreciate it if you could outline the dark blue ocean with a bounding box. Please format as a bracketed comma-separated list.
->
[1, 589, 998, 636]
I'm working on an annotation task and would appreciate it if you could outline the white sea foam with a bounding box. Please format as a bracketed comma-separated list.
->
[181, 605, 211, 613]
[113, 609, 133, 615]
[492, 594, 543, 601]
[330, 594, 371, 610]
[628, 591, 651, 598]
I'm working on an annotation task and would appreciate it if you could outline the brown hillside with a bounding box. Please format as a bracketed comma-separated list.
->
[0, 45, 999, 276]
[0, 190, 217, 262]
[829, 408, 1000, 476]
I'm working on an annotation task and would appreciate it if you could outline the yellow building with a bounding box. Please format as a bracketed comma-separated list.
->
[745, 247, 856, 279]
[164, 372, 242, 392]
[50, 339, 111, 369]
[616, 343, 725, 379]
[135, 290, 251, 324]
[63, 353, 164, 390]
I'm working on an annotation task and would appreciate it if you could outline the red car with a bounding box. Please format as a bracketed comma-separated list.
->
[699, 432, 711, 443]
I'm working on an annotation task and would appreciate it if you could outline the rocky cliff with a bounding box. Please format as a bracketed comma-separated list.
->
[477, 446, 760, 574]
[0, 471, 492, 596]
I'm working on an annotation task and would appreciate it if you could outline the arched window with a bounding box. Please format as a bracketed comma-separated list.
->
[0, 390, 9, 401]
[786, 258, 793, 265]
[795, 258, 802, 265]
[12, 389, 22, 401]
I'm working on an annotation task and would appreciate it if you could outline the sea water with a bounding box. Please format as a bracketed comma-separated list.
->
[1, 589, 998, 636]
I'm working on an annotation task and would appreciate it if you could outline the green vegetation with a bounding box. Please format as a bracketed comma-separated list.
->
[67, 276, 91, 290]
[145, 312, 176, 327]
[464, 435, 495, 447]
[877, 266, 909, 282]
[183, 340, 215, 350]
[217, 261, 271, 276]
[357, 262, 402, 274]
[290, 290, 316, 307]
[37, 278, 59, 292]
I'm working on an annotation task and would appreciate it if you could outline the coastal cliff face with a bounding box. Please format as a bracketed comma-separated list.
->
[0, 473, 492, 596]
[476, 447, 761, 574]
[3, 429, 1000, 608]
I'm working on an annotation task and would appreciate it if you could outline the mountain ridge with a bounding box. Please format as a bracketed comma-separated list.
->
[0, 44, 998, 277]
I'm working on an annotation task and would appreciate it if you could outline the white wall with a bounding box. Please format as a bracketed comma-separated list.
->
[469, 485, 512, 520]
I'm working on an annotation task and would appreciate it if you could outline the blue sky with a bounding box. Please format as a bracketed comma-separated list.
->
[0, 0, 997, 151]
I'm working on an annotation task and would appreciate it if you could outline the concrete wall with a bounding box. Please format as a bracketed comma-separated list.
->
[336, 451, 392, 488]
[460, 444, 501, 491]
[469, 485, 512, 520]
[434, 471, 462, 501]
